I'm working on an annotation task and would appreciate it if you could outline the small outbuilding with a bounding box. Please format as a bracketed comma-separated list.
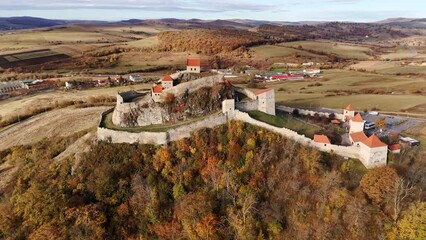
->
[314, 134, 331, 146]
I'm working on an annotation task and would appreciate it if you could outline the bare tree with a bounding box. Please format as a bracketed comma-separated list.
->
[388, 178, 414, 222]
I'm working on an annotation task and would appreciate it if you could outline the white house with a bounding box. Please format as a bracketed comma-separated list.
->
[162, 75, 174, 89]
[350, 113, 365, 133]
[343, 104, 355, 121]
[186, 58, 201, 73]
[359, 134, 388, 168]
[254, 88, 275, 116]
[151, 85, 163, 102]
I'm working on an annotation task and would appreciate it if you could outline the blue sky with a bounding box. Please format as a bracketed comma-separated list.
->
[0, 0, 424, 22]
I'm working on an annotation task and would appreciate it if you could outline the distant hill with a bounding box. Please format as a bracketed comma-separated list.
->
[0, 17, 107, 31]
[0, 17, 70, 30]
[378, 18, 426, 28]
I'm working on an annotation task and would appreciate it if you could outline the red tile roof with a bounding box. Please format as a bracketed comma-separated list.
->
[152, 85, 163, 93]
[314, 134, 331, 144]
[162, 75, 173, 82]
[254, 88, 273, 96]
[331, 119, 340, 124]
[345, 105, 354, 111]
[389, 131, 399, 137]
[352, 113, 364, 122]
[361, 134, 387, 148]
[389, 144, 401, 151]
[350, 131, 368, 143]
[187, 58, 201, 67]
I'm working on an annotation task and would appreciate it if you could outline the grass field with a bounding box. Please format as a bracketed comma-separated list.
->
[0, 83, 152, 119]
[278, 41, 373, 60]
[0, 106, 108, 151]
[237, 69, 426, 115]
[250, 45, 323, 60]
[247, 110, 320, 138]
[350, 61, 426, 74]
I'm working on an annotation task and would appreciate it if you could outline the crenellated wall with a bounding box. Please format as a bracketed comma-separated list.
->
[277, 105, 345, 121]
[98, 107, 360, 162]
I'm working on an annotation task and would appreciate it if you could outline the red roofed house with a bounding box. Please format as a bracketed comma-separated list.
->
[187, 58, 201, 73]
[162, 75, 174, 89]
[343, 104, 355, 121]
[254, 88, 275, 115]
[359, 134, 388, 168]
[349, 131, 368, 146]
[314, 134, 331, 146]
[350, 113, 365, 133]
[151, 85, 163, 102]
[388, 144, 401, 154]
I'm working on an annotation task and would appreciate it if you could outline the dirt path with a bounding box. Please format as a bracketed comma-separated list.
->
[0, 106, 108, 150]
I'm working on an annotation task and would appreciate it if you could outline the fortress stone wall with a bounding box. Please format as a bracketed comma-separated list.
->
[112, 75, 225, 127]
[98, 112, 227, 145]
[98, 105, 361, 163]
[278, 105, 345, 121]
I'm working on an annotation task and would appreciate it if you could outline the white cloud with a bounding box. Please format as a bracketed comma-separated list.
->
[0, 0, 277, 12]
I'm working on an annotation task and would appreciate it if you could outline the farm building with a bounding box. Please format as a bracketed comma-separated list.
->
[129, 75, 143, 82]
[268, 75, 304, 82]
[0, 81, 28, 93]
[254, 88, 275, 116]
[304, 68, 321, 76]
[187, 58, 201, 73]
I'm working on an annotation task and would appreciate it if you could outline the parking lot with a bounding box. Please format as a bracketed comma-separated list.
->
[362, 113, 424, 135]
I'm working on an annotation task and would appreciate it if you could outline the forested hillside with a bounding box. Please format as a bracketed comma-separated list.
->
[0, 121, 425, 239]
[256, 22, 408, 41]
[157, 29, 271, 54]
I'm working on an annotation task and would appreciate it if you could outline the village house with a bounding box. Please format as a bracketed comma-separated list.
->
[162, 75, 174, 89]
[254, 88, 276, 116]
[314, 134, 331, 146]
[186, 58, 201, 73]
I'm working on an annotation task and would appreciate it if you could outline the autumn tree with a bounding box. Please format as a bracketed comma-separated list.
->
[397, 201, 426, 240]
[375, 117, 387, 129]
[360, 166, 400, 204]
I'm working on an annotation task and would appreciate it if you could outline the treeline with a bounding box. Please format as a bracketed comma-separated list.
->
[257, 22, 408, 42]
[0, 121, 425, 239]
[157, 29, 271, 54]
